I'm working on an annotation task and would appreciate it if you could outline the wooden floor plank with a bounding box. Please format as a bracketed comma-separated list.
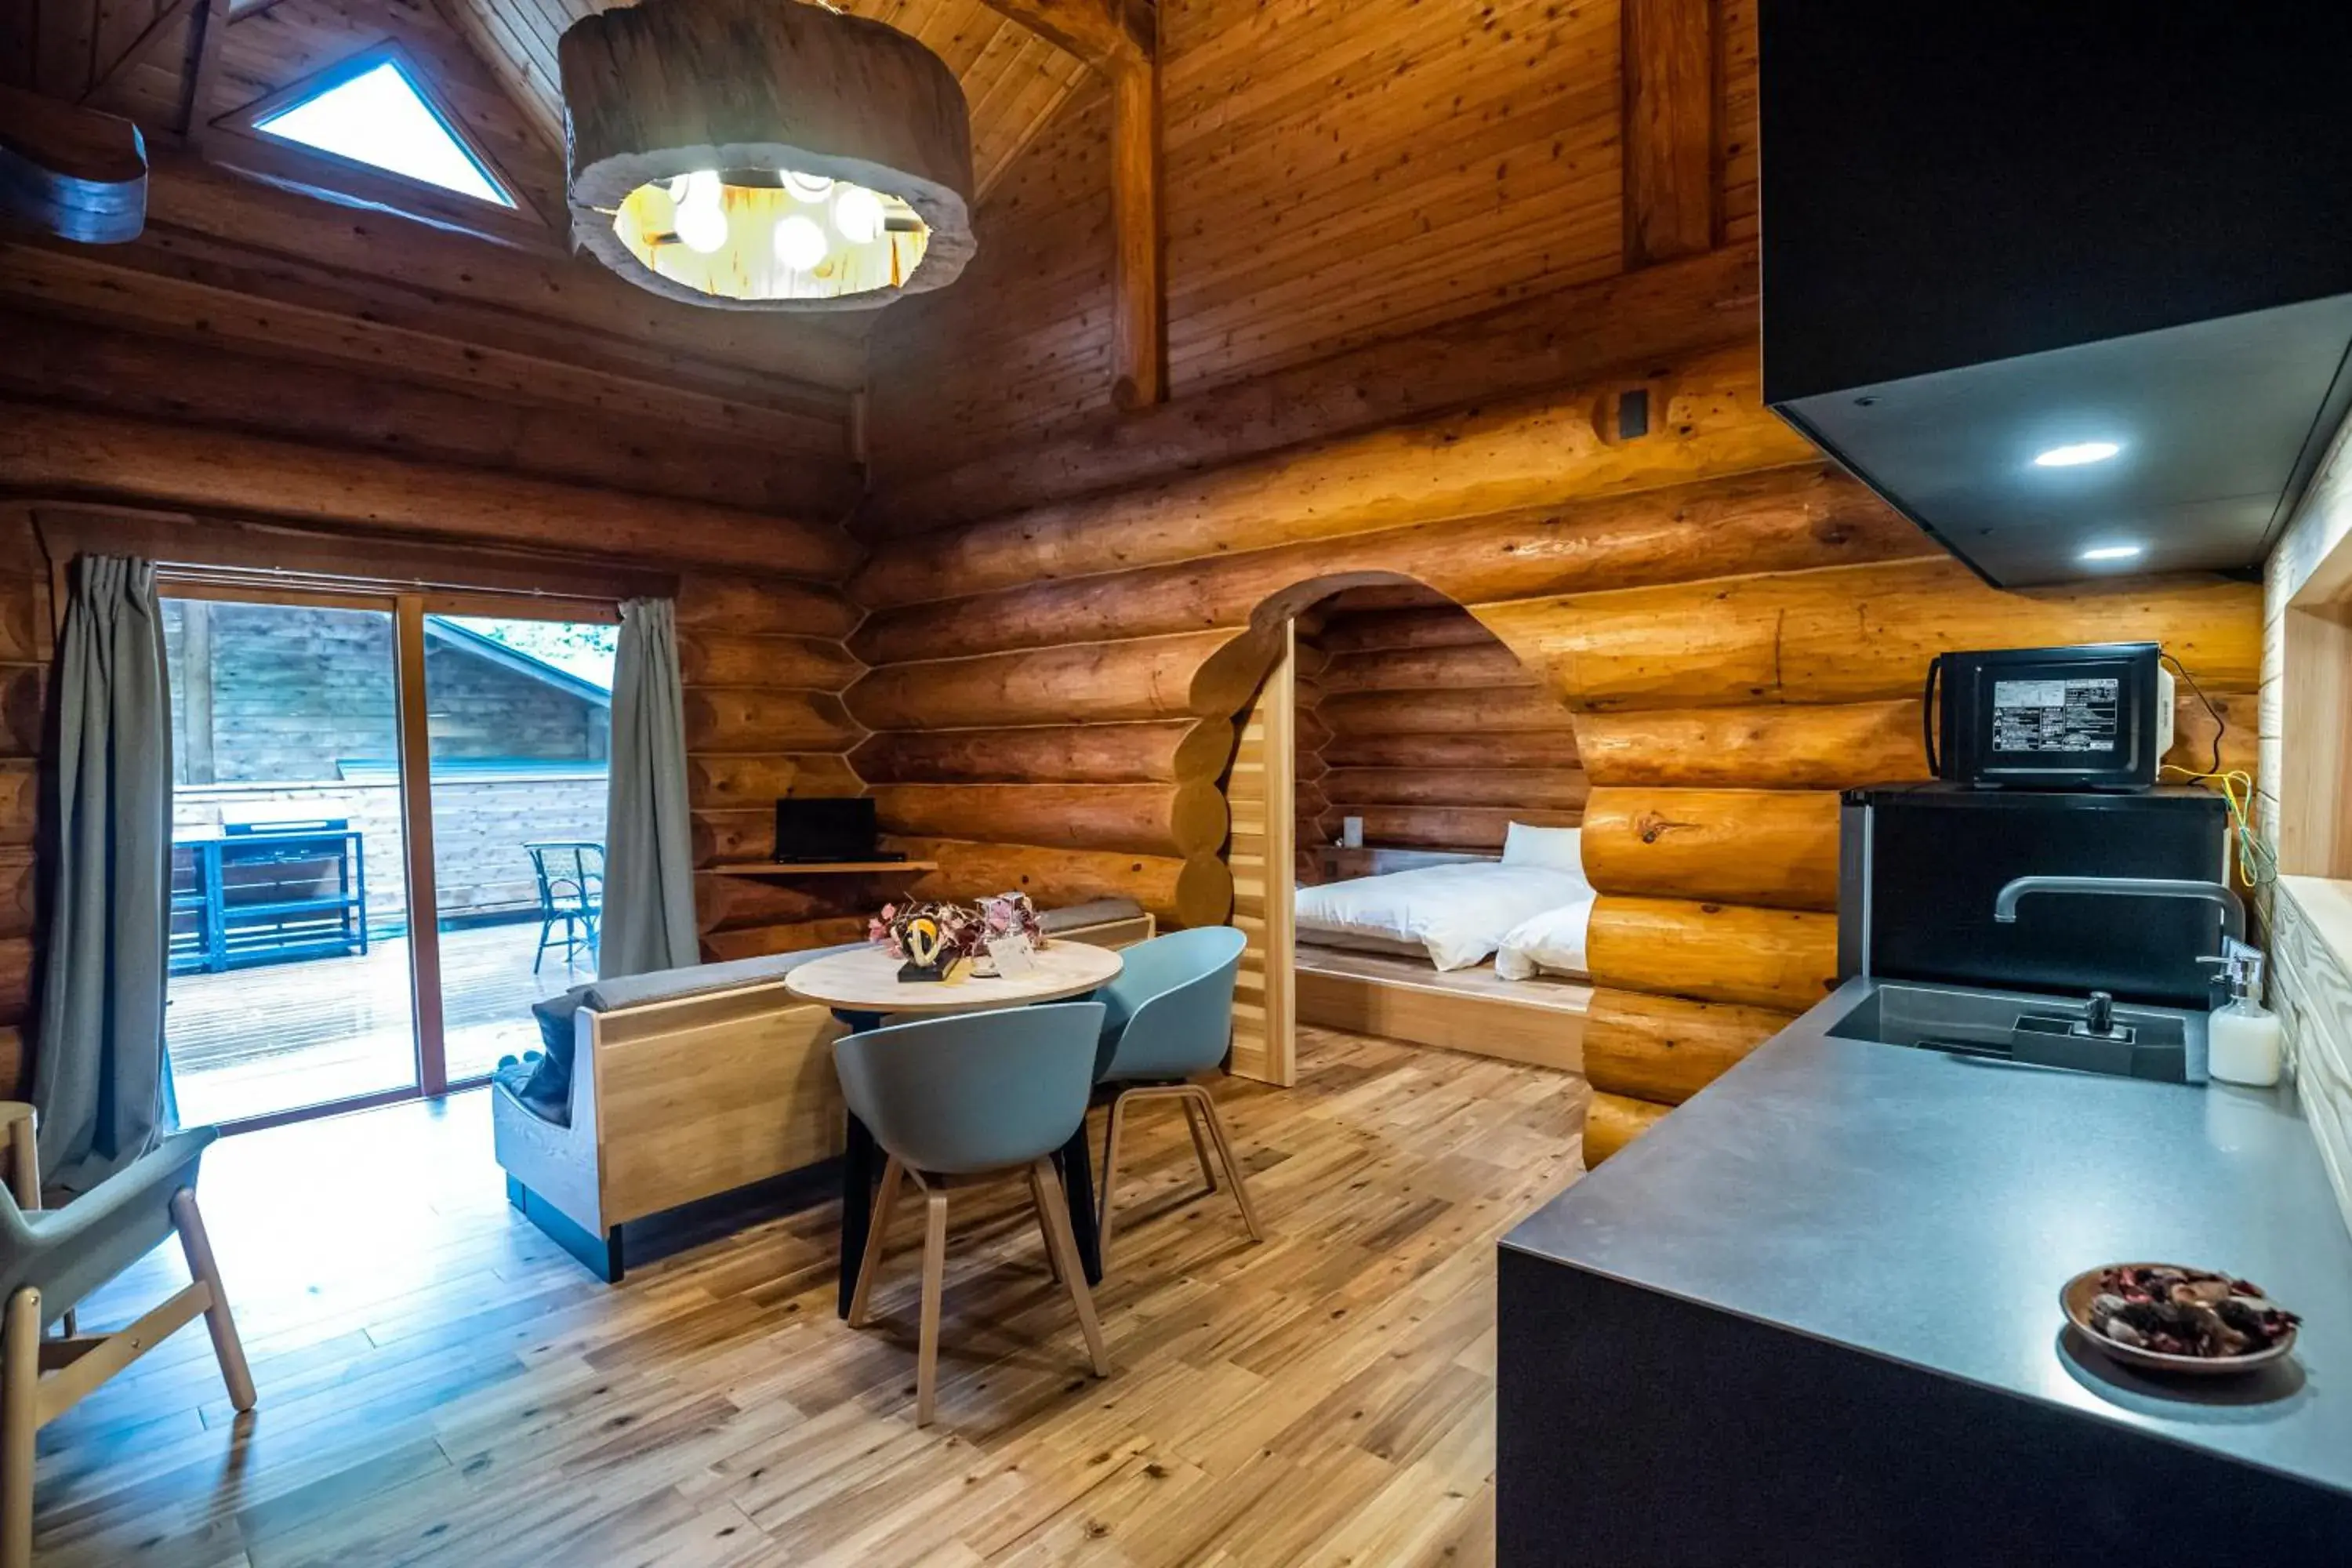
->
[31, 1025, 1588, 1565]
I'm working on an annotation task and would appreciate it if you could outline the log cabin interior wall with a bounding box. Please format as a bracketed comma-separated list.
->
[0, 495, 878, 1099]
[0, 0, 896, 1097]
[848, 0, 2266, 1160]
[1304, 592, 1588, 858]
[0, 0, 2273, 1163]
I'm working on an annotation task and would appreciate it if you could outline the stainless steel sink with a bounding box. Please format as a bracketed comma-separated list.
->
[1825, 981, 2206, 1083]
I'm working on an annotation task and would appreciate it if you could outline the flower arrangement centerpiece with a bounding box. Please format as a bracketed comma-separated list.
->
[973, 891, 1044, 975]
[869, 891, 1046, 982]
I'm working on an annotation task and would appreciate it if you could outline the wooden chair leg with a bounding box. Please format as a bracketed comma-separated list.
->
[1024, 1164, 1062, 1283]
[0, 1109, 36, 1211]
[1032, 1160, 1111, 1378]
[847, 1156, 906, 1329]
[1190, 1089, 1263, 1243]
[1181, 1097, 1218, 1193]
[2, 1286, 38, 1568]
[1096, 1090, 1131, 1271]
[169, 1190, 255, 1412]
[914, 1185, 949, 1427]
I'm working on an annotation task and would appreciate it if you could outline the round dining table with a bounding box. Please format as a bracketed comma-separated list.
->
[786, 942, 1127, 1318]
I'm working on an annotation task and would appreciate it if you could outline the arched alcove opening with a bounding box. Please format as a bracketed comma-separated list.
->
[1210, 570, 1593, 1090]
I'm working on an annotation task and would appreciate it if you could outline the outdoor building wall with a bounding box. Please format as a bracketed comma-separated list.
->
[162, 601, 608, 786]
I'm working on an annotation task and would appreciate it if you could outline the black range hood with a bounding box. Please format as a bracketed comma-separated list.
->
[1760, 2, 2352, 588]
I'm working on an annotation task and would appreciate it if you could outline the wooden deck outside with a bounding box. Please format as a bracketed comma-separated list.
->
[167, 921, 588, 1126]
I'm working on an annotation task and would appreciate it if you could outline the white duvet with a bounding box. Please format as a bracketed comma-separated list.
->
[1493, 898, 1595, 981]
[1295, 862, 1592, 971]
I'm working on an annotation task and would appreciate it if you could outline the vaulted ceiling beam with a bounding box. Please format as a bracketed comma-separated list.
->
[971, 0, 1150, 74]
[1621, 0, 1719, 268]
[80, 0, 198, 107]
[1106, 53, 1163, 408]
[978, 0, 1164, 407]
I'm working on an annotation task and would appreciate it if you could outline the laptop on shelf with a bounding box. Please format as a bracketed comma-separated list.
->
[772, 797, 902, 865]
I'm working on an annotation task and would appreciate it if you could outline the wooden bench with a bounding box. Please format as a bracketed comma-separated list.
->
[494, 902, 1156, 1280]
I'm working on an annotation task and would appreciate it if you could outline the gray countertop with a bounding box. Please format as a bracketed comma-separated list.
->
[1504, 976, 2352, 1498]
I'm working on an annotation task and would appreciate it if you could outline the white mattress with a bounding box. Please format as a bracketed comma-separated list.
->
[1494, 898, 1596, 981]
[1294, 862, 1593, 971]
[1292, 929, 1433, 960]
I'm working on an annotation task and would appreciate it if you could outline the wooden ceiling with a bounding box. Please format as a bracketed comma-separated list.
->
[3, 0, 1096, 210]
[871, 0, 1763, 484]
[451, 0, 1094, 201]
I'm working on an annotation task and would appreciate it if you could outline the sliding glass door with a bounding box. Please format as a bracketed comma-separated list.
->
[162, 592, 420, 1126]
[422, 612, 617, 1084]
[158, 585, 618, 1128]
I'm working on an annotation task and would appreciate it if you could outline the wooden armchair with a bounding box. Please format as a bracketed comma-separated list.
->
[0, 1106, 252, 1568]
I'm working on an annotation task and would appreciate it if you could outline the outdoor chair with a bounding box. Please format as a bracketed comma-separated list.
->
[526, 840, 604, 974]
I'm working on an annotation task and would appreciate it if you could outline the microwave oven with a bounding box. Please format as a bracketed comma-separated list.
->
[1924, 642, 2174, 790]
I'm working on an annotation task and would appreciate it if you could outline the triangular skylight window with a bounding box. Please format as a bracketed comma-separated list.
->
[253, 60, 514, 207]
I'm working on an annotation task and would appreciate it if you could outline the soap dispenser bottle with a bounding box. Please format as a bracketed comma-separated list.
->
[2207, 938, 2283, 1087]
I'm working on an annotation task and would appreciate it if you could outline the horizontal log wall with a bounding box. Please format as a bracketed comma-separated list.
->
[0, 509, 46, 1096]
[843, 334, 2263, 1166]
[1307, 603, 1586, 855]
[0, 101, 884, 1099]
[0, 521, 876, 1097]
[677, 572, 873, 964]
[840, 635, 1247, 924]
[830, 0, 2259, 1172]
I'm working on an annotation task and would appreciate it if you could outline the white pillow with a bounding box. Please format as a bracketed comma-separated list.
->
[1501, 822, 1584, 877]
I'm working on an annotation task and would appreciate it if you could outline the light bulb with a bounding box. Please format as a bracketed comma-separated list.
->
[675, 198, 729, 254]
[780, 170, 834, 201]
[774, 213, 828, 270]
[680, 169, 721, 209]
[2034, 441, 2122, 468]
[833, 184, 885, 245]
[636, 183, 677, 232]
[664, 174, 690, 201]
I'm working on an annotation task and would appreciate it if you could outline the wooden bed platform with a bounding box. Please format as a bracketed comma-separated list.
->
[1294, 942, 1589, 1073]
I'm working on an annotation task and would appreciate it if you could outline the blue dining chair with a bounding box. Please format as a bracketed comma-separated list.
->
[834, 1002, 1112, 1427]
[1092, 926, 1261, 1266]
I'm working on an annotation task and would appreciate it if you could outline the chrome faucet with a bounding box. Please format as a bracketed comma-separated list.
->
[1991, 876, 2245, 943]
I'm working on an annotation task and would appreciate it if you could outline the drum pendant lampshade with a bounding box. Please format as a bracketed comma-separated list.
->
[560, 0, 975, 311]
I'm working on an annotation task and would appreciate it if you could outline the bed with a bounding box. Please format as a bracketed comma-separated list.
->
[1492, 898, 1595, 982]
[1295, 823, 1595, 974]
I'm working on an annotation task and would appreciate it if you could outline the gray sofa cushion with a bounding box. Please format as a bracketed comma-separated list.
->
[1037, 898, 1146, 935]
[512, 942, 872, 1127]
[581, 943, 869, 1013]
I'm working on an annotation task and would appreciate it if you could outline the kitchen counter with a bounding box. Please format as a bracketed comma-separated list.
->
[1496, 976, 2352, 1565]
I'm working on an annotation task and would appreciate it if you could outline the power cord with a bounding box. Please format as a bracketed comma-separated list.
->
[2154, 653, 2274, 891]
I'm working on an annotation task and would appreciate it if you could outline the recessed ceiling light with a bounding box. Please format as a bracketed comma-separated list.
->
[2034, 441, 2123, 468]
[2079, 543, 2143, 563]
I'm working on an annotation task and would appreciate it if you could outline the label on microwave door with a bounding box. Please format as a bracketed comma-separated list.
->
[1990, 677, 2121, 753]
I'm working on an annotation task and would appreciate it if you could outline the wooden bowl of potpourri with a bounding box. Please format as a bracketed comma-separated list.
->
[2062, 1262, 2300, 1375]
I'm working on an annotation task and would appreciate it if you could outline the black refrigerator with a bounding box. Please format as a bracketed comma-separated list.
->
[1838, 783, 2231, 1010]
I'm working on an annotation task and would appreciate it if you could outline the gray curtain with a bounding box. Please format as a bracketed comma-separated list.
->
[34, 556, 174, 1197]
[597, 597, 698, 979]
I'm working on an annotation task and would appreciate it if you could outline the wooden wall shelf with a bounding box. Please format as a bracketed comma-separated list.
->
[707, 860, 938, 877]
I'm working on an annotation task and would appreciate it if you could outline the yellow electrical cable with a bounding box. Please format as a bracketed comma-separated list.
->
[2159, 764, 2276, 889]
